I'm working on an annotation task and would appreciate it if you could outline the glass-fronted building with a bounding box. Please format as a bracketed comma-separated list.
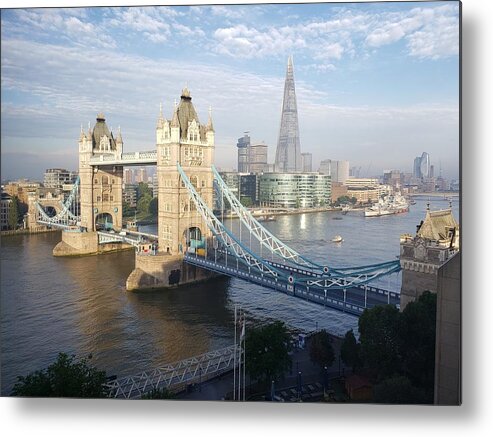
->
[258, 173, 331, 208]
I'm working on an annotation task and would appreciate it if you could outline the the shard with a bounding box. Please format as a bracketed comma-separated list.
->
[275, 56, 302, 173]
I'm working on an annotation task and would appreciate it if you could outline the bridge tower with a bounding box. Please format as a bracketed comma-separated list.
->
[78, 113, 123, 231]
[399, 204, 460, 310]
[126, 88, 217, 290]
[156, 88, 215, 255]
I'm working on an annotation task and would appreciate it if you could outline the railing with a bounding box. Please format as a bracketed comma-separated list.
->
[105, 345, 238, 399]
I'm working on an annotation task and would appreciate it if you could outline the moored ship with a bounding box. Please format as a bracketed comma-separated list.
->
[364, 193, 409, 217]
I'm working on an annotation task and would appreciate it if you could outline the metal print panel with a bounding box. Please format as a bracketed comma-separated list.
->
[0, 1, 460, 405]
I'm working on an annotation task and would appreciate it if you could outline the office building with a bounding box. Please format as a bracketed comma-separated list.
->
[319, 160, 349, 184]
[0, 191, 12, 230]
[413, 152, 431, 179]
[123, 184, 137, 208]
[301, 153, 313, 173]
[44, 168, 71, 191]
[239, 174, 258, 205]
[259, 173, 331, 209]
[124, 168, 134, 185]
[237, 133, 250, 173]
[274, 56, 302, 172]
[248, 142, 268, 174]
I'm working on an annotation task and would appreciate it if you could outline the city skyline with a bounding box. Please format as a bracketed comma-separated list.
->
[1, 1, 459, 180]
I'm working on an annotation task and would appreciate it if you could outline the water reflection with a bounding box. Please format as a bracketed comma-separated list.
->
[1, 198, 459, 395]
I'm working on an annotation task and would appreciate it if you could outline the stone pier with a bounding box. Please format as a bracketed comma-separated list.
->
[126, 253, 217, 291]
[53, 231, 132, 256]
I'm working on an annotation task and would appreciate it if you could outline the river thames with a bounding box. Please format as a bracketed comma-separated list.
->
[0, 197, 459, 395]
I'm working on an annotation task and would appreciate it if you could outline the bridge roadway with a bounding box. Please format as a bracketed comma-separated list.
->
[184, 251, 400, 316]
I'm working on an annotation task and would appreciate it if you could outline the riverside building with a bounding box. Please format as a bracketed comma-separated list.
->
[258, 173, 331, 209]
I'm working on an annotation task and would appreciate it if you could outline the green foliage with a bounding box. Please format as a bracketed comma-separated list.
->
[399, 291, 437, 389]
[11, 353, 108, 398]
[137, 194, 152, 216]
[358, 305, 401, 381]
[335, 195, 354, 207]
[309, 330, 335, 369]
[8, 195, 20, 230]
[240, 196, 253, 208]
[354, 292, 437, 403]
[136, 182, 152, 200]
[340, 329, 362, 372]
[245, 321, 292, 385]
[122, 201, 135, 217]
[141, 387, 175, 400]
[148, 197, 158, 215]
[373, 375, 429, 404]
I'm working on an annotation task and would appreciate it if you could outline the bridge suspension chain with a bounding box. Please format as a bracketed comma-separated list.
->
[212, 165, 323, 272]
[178, 163, 287, 279]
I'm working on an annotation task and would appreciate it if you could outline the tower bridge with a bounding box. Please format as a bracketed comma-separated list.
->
[39, 87, 402, 316]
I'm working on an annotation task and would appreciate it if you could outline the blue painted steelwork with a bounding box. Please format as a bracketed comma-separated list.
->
[36, 177, 81, 229]
[179, 163, 401, 306]
[212, 165, 401, 278]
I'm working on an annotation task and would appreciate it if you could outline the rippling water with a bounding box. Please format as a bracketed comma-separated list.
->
[0, 198, 459, 395]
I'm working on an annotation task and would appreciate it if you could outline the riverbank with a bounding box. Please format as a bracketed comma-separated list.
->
[177, 330, 347, 402]
[1, 226, 59, 237]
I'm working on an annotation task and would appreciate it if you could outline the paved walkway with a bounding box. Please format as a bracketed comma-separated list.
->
[177, 333, 347, 402]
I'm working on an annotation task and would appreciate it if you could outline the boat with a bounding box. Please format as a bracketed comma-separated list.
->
[364, 193, 409, 217]
[332, 217, 343, 220]
[257, 215, 276, 222]
[331, 235, 343, 243]
[341, 205, 350, 215]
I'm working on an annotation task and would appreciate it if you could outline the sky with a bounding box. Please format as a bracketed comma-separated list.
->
[0, 0, 460, 181]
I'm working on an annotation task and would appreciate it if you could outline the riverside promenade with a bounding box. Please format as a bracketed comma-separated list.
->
[177, 333, 347, 402]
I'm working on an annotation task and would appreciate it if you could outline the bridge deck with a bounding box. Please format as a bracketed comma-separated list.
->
[184, 253, 400, 316]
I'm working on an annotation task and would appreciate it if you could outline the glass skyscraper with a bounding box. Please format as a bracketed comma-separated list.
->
[274, 56, 302, 173]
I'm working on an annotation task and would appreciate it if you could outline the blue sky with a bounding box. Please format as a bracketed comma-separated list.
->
[1, 1, 460, 181]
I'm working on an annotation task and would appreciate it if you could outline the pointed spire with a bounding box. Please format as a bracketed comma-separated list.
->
[206, 105, 214, 131]
[159, 102, 163, 117]
[79, 123, 85, 140]
[116, 125, 123, 143]
[171, 100, 180, 128]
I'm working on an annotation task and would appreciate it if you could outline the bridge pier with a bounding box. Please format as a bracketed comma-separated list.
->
[126, 252, 217, 291]
[53, 231, 132, 256]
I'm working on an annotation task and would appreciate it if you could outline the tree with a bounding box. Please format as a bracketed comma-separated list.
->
[122, 201, 135, 217]
[11, 353, 108, 398]
[350, 197, 358, 205]
[240, 196, 252, 208]
[137, 194, 152, 216]
[358, 305, 401, 381]
[8, 195, 20, 230]
[245, 321, 292, 386]
[136, 182, 152, 200]
[309, 330, 335, 369]
[373, 375, 429, 404]
[399, 291, 437, 391]
[148, 197, 158, 215]
[340, 329, 362, 372]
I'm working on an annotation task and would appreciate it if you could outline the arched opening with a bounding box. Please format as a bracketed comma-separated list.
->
[45, 206, 57, 217]
[95, 212, 113, 231]
[183, 226, 204, 253]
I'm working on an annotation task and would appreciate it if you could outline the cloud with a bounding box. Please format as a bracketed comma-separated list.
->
[6, 8, 116, 49]
[365, 4, 459, 59]
[212, 4, 458, 64]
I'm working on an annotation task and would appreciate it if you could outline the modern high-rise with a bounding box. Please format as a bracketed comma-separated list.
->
[248, 142, 268, 174]
[301, 153, 313, 172]
[413, 152, 431, 178]
[275, 56, 302, 173]
[319, 159, 349, 183]
[237, 133, 250, 173]
[44, 168, 71, 190]
[123, 168, 134, 185]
